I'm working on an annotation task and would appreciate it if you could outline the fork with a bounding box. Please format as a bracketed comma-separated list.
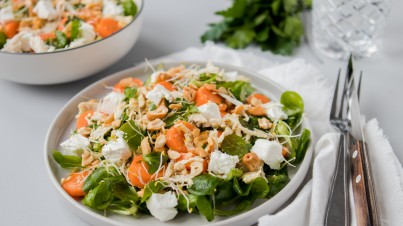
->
[324, 67, 354, 226]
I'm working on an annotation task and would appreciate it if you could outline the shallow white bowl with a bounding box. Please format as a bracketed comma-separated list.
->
[44, 61, 313, 226]
[0, 0, 144, 85]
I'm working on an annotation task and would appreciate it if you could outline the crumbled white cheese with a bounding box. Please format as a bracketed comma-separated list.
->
[60, 134, 90, 156]
[145, 84, 174, 105]
[33, 0, 60, 20]
[251, 139, 285, 169]
[102, 0, 123, 17]
[146, 192, 178, 222]
[89, 126, 112, 141]
[99, 92, 124, 115]
[101, 131, 132, 164]
[223, 71, 238, 81]
[1, 31, 33, 53]
[187, 113, 208, 126]
[29, 35, 55, 53]
[198, 102, 221, 122]
[262, 102, 288, 121]
[208, 150, 239, 176]
[0, 5, 14, 23]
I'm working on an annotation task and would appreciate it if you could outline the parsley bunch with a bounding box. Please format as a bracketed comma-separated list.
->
[201, 0, 311, 55]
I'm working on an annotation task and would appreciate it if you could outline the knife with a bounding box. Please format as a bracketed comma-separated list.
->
[349, 75, 380, 226]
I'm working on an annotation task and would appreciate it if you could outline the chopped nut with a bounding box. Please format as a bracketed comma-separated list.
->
[258, 118, 272, 130]
[167, 150, 181, 160]
[146, 105, 168, 121]
[247, 105, 266, 116]
[167, 65, 185, 76]
[183, 86, 197, 102]
[282, 147, 290, 157]
[82, 150, 97, 167]
[190, 147, 208, 158]
[77, 127, 92, 136]
[147, 118, 166, 131]
[242, 152, 263, 172]
[194, 131, 209, 149]
[232, 105, 246, 115]
[204, 83, 217, 91]
[141, 137, 151, 155]
[77, 100, 98, 115]
[189, 161, 204, 177]
[112, 119, 121, 129]
[138, 93, 146, 108]
[103, 114, 114, 126]
[168, 103, 182, 110]
[154, 134, 166, 149]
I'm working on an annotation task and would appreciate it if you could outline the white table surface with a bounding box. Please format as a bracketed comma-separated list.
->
[0, 0, 402, 225]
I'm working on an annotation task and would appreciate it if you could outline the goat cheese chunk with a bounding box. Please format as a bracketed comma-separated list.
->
[60, 134, 90, 156]
[146, 192, 178, 222]
[68, 22, 96, 48]
[198, 102, 221, 122]
[33, 0, 60, 20]
[101, 131, 131, 164]
[30, 35, 55, 53]
[208, 150, 239, 176]
[146, 84, 174, 105]
[102, 0, 123, 17]
[262, 102, 288, 121]
[251, 139, 285, 169]
[2, 32, 32, 53]
[99, 92, 124, 115]
[0, 5, 14, 23]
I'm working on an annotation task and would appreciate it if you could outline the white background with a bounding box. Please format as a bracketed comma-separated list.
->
[0, 0, 401, 225]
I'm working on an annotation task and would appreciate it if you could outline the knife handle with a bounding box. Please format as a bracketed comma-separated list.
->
[350, 138, 371, 226]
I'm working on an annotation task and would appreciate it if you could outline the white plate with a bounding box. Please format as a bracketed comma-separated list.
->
[44, 61, 313, 226]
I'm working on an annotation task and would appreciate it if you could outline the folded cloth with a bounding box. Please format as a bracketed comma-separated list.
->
[147, 43, 403, 226]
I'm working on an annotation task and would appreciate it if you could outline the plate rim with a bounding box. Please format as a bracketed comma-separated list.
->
[44, 60, 314, 226]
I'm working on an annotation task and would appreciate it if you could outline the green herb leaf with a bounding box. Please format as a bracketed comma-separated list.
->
[124, 87, 137, 100]
[54, 31, 68, 49]
[201, 22, 228, 43]
[280, 91, 304, 129]
[122, 0, 138, 16]
[113, 183, 139, 203]
[83, 166, 122, 193]
[250, 177, 270, 198]
[216, 0, 247, 18]
[70, 18, 80, 41]
[214, 195, 256, 216]
[196, 196, 214, 221]
[292, 128, 311, 163]
[221, 134, 251, 159]
[188, 174, 220, 196]
[266, 173, 290, 198]
[226, 168, 243, 180]
[283, 0, 298, 13]
[108, 200, 138, 216]
[82, 181, 114, 210]
[52, 150, 82, 168]
[143, 152, 168, 174]
[0, 32, 7, 49]
[218, 81, 255, 101]
[142, 180, 166, 202]
[177, 193, 198, 212]
[215, 180, 237, 203]
[225, 26, 255, 49]
[119, 120, 145, 150]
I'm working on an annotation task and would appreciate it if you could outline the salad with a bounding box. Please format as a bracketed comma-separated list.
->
[53, 63, 311, 222]
[0, 0, 138, 53]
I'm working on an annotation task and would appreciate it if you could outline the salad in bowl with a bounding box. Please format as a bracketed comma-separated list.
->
[51, 62, 311, 222]
[0, 0, 138, 53]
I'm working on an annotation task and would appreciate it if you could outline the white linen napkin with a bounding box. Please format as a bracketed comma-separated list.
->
[146, 43, 403, 226]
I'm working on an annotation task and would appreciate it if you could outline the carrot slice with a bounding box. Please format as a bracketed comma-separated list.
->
[195, 85, 224, 106]
[128, 155, 163, 188]
[96, 18, 120, 38]
[157, 81, 176, 91]
[76, 110, 94, 129]
[247, 93, 270, 104]
[166, 121, 195, 153]
[114, 77, 143, 93]
[62, 170, 90, 197]
[4, 21, 20, 39]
